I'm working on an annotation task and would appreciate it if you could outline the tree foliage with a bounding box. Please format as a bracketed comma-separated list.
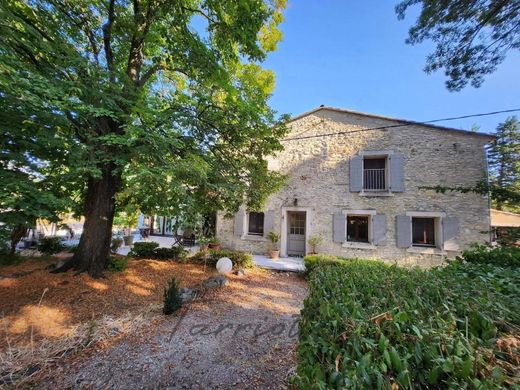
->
[396, 0, 520, 91]
[0, 0, 288, 276]
[488, 116, 520, 211]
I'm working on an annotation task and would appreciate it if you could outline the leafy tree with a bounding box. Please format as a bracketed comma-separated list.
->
[488, 116, 520, 211]
[0, 0, 287, 277]
[0, 86, 75, 253]
[396, 0, 520, 91]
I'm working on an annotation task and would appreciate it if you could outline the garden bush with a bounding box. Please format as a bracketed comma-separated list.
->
[459, 244, 520, 267]
[296, 259, 520, 388]
[190, 249, 253, 268]
[303, 253, 348, 272]
[163, 277, 182, 315]
[129, 241, 159, 257]
[129, 242, 188, 261]
[37, 236, 65, 254]
[105, 256, 128, 272]
[153, 246, 188, 262]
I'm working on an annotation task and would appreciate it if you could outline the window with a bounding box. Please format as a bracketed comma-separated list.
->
[347, 215, 369, 243]
[363, 157, 386, 190]
[248, 212, 264, 235]
[412, 217, 435, 247]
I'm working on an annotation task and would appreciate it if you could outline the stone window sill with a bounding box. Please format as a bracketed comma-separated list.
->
[241, 234, 267, 242]
[342, 242, 377, 250]
[407, 246, 446, 256]
[359, 191, 394, 197]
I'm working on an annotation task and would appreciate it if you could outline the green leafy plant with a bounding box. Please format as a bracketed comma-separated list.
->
[37, 236, 65, 255]
[303, 254, 348, 273]
[153, 246, 188, 262]
[106, 256, 128, 272]
[296, 256, 520, 388]
[458, 244, 520, 267]
[191, 249, 254, 269]
[129, 242, 160, 258]
[208, 237, 220, 245]
[307, 235, 323, 254]
[163, 277, 182, 315]
[267, 231, 280, 249]
[110, 237, 123, 253]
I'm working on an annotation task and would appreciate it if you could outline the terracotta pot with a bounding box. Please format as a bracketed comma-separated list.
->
[269, 250, 280, 260]
[208, 243, 221, 250]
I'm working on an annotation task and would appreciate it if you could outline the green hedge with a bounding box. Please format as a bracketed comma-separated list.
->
[129, 242, 187, 261]
[190, 249, 254, 269]
[37, 236, 65, 254]
[304, 254, 349, 272]
[296, 258, 520, 388]
[459, 244, 520, 268]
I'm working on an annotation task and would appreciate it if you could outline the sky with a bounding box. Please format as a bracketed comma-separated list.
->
[263, 1, 520, 135]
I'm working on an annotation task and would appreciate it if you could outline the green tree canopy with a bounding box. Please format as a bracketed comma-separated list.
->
[396, 0, 520, 91]
[488, 116, 520, 211]
[0, 0, 288, 276]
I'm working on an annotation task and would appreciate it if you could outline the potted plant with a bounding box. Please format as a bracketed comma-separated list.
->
[307, 235, 323, 254]
[198, 236, 209, 251]
[123, 229, 134, 246]
[267, 231, 280, 260]
[208, 236, 221, 250]
[111, 236, 124, 253]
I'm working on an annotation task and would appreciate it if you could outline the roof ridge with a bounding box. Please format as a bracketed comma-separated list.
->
[287, 106, 495, 140]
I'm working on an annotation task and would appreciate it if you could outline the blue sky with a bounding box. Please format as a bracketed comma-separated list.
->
[263, 1, 520, 134]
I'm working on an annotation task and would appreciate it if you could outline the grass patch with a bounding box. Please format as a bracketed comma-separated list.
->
[296, 249, 520, 388]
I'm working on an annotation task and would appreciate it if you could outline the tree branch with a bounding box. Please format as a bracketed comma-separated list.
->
[102, 0, 116, 82]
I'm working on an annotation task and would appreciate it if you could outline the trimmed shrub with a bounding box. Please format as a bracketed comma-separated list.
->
[153, 246, 188, 262]
[296, 259, 520, 388]
[459, 244, 520, 267]
[190, 249, 253, 268]
[303, 254, 347, 272]
[130, 241, 159, 257]
[37, 236, 65, 254]
[163, 277, 182, 315]
[106, 256, 128, 272]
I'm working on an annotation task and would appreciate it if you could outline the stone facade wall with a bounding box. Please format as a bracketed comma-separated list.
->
[216, 109, 492, 267]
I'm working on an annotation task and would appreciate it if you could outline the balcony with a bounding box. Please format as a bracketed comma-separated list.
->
[363, 168, 386, 191]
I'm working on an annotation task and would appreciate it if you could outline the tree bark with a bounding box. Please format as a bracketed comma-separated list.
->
[10, 224, 28, 254]
[53, 161, 121, 278]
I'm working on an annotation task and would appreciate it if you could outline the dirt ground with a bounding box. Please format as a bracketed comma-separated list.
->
[0, 256, 307, 388]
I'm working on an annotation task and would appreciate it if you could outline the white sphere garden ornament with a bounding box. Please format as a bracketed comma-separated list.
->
[216, 257, 233, 274]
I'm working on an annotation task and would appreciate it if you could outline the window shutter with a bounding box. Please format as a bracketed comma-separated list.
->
[442, 217, 459, 250]
[263, 211, 276, 237]
[372, 214, 387, 245]
[234, 210, 245, 237]
[349, 155, 363, 192]
[396, 215, 412, 248]
[389, 153, 405, 192]
[333, 213, 346, 243]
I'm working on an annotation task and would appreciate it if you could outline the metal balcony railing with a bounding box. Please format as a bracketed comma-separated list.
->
[363, 168, 386, 190]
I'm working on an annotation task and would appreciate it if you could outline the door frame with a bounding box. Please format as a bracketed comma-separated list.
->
[280, 206, 312, 257]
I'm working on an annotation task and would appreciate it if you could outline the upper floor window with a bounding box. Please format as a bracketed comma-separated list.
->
[363, 157, 387, 191]
[248, 212, 264, 235]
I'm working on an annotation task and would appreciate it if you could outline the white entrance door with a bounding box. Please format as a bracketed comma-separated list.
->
[287, 211, 306, 257]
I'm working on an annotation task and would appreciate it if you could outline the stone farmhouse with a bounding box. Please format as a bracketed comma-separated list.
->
[216, 107, 494, 266]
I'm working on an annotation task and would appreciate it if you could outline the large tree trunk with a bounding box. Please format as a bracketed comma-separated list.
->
[53, 162, 121, 278]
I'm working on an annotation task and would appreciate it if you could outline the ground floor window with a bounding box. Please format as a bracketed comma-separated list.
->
[347, 215, 369, 243]
[248, 212, 264, 235]
[412, 217, 435, 247]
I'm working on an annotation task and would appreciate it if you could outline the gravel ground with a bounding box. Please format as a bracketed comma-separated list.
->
[37, 269, 307, 389]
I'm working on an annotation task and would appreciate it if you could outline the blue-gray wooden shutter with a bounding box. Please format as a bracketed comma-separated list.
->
[234, 210, 245, 237]
[372, 214, 387, 245]
[349, 155, 363, 192]
[263, 211, 276, 237]
[333, 213, 346, 243]
[442, 217, 459, 250]
[389, 153, 405, 192]
[396, 215, 412, 248]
